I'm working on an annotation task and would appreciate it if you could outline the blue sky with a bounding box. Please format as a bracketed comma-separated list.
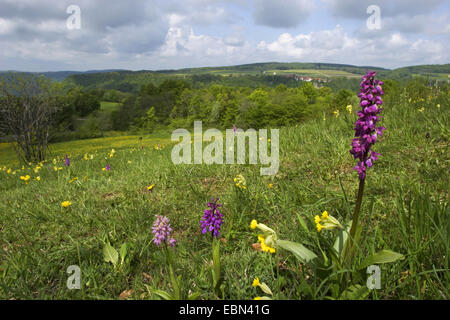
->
[0, 0, 449, 71]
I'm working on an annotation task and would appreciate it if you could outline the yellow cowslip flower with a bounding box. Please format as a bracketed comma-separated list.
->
[315, 211, 342, 232]
[20, 175, 30, 181]
[58, 167, 62, 171]
[102, 167, 106, 171]
[61, 201, 72, 208]
[36, 176, 41, 181]
[252, 220, 277, 253]
[268, 183, 273, 188]
[7, 169, 11, 174]
[234, 174, 247, 190]
[316, 223, 323, 232]
[252, 278, 260, 287]
[54, 166, 57, 171]
[90, 154, 94, 160]
[257, 234, 265, 243]
[418, 107, 424, 113]
[346, 105, 352, 114]
[69, 177, 78, 183]
[84, 154, 89, 161]
[333, 110, 339, 118]
[259, 236, 276, 253]
[52, 159, 57, 165]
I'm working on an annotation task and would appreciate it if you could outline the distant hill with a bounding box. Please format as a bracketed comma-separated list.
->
[0, 69, 128, 81]
[2, 62, 448, 92]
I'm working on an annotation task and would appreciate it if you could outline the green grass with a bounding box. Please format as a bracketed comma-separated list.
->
[100, 101, 121, 113]
[266, 69, 362, 78]
[0, 95, 448, 300]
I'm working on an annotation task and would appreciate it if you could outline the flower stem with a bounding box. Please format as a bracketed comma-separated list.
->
[349, 177, 365, 247]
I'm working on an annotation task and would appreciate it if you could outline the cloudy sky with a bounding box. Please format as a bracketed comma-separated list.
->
[1, 0, 449, 71]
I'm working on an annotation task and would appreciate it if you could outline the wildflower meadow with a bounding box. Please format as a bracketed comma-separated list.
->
[0, 70, 448, 301]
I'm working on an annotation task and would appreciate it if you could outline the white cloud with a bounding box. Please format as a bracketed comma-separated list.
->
[0, 0, 448, 71]
[257, 25, 449, 68]
[253, 0, 315, 28]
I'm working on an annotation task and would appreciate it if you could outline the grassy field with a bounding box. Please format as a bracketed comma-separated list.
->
[100, 101, 121, 113]
[266, 69, 362, 78]
[0, 94, 448, 300]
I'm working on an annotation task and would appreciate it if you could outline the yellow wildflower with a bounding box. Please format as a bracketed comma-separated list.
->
[314, 215, 321, 224]
[253, 297, 261, 300]
[234, 174, 247, 190]
[268, 183, 273, 188]
[315, 211, 343, 232]
[61, 201, 72, 208]
[252, 278, 260, 287]
[36, 176, 41, 181]
[346, 105, 352, 114]
[147, 184, 155, 191]
[250, 219, 258, 230]
[333, 110, 339, 118]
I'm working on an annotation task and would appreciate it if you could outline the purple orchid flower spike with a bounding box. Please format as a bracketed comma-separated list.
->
[200, 198, 224, 238]
[350, 70, 385, 180]
[105, 164, 111, 171]
[64, 155, 70, 166]
[152, 215, 176, 247]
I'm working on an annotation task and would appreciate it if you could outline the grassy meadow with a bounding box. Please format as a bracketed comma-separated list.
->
[0, 92, 448, 300]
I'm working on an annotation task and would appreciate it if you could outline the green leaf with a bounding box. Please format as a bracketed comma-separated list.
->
[359, 250, 405, 270]
[151, 289, 174, 300]
[103, 242, 119, 267]
[188, 292, 201, 300]
[120, 243, 128, 264]
[333, 222, 351, 259]
[212, 240, 221, 287]
[259, 282, 273, 296]
[277, 240, 318, 264]
[296, 213, 310, 235]
[168, 263, 181, 300]
[339, 284, 370, 300]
